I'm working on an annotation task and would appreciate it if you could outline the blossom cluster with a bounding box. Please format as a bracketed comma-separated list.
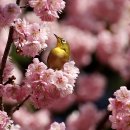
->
[43, 0, 130, 81]
[28, 0, 65, 21]
[0, 109, 65, 130]
[0, 110, 20, 130]
[66, 103, 104, 130]
[76, 73, 106, 101]
[24, 58, 79, 108]
[13, 108, 51, 130]
[49, 122, 65, 130]
[0, 58, 79, 109]
[13, 18, 49, 57]
[0, 3, 20, 29]
[2, 83, 29, 102]
[1, 0, 130, 130]
[108, 86, 130, 130]
[66, 0, 127, 32]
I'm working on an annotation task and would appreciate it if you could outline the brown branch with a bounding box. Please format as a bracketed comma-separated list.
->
[0, 0, 21, 111]
[0, 26, 14, 111]
[11, 95, 31, 114]
[3, 76, 16, 85]
[0, 27, 14, 84]
[20, 4, 29, 8]
[0, 0, 21, 84]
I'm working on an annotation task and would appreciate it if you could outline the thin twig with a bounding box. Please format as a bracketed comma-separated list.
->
[11, 95, 31, 114]
[20, 4, 29, 8]
[3, 76, 16, 85]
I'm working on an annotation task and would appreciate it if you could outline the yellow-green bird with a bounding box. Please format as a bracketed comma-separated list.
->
[47, 34, 70, 70]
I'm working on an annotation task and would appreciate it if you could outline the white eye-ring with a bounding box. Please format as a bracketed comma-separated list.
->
[62, 39, 66, 43]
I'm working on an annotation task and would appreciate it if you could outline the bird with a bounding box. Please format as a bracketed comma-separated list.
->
[47, 34, 70, 70]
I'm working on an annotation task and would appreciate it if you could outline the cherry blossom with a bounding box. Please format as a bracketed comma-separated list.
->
[49, 122, 66, 130]
[13, 108, 51, 130]
[3, 84, 30, 102]
[1, 0, 130, 130]
[13, 18, 49, 57]
[66, 103, 104, 130]
[108, 86, 130, 130]
[76, 73, 106, 101]
[28, 0, 65, 21]
[0, 111, 9, 129]
[0, 110, 20, 130]
[24, 58, 79, 108]
[0, 3, 21, 29]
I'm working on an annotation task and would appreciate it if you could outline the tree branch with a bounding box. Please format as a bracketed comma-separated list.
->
[11, 95, 31, 114]
[0, 0, 21, 111]
[0, 26, 14, 84]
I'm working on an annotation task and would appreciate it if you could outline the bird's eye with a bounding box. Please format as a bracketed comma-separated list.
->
[61, 39, 66, 44]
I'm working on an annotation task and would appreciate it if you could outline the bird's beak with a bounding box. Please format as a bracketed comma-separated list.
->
[54, 34, 62, 46]
[54, 34, 59, 39]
